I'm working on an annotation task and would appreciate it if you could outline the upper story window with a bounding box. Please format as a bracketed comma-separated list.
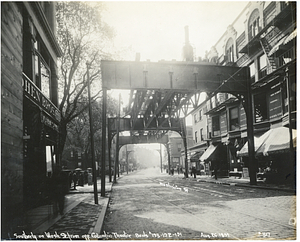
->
[194, 113, 197, 123]
[177, 143, 182, 152]
[248, 9, 261, 40]
[195, 131, 198, 143]
[225, 38, 234, 62]
[200, 128, 204, 141]
[212, 116, 220, 136]
[34, 45, 51, 99]
[199, 109, 202, 121]
[229, 107, 239, 131]
[258, 54, 268, 79]
[254, 92, 268, 123]
[249, 62, 256, 83]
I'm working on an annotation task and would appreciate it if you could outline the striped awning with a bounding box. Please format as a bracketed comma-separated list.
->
[237, 132, 270, 157]
[268, 36, 288, 56]
[256, 127, 296, 156]
[190, 151, 204, 162]
[237, 127, 296, 157]
[283, 29, 297, 45]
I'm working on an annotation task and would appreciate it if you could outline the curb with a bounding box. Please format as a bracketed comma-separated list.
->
[88, 187, 112, 235]
[197, 179, 295, 193]
[91, 178, 120, 234]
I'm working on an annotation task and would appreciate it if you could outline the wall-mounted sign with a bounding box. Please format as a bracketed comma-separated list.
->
[23, 74, 61, 122]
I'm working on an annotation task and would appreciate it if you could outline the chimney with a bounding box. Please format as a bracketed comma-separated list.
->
[182, 26, 193, 62]
[185, 25, 189, 44]
[135, 53, 140, 61]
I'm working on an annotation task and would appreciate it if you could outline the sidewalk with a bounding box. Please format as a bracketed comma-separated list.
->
[171, 173, 296, 193]
[24, 176, 115, 238]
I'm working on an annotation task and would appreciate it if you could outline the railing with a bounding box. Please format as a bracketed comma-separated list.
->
[276, 46, 295, 68]
[258, 66, 268, 79]
[22, 73, 61, 123]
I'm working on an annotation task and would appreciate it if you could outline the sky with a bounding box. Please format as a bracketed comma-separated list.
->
[102, 1, 248, 61]
[102, 1, 248, 125]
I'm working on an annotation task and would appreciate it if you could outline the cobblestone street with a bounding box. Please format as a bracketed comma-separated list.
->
[103, 168, 296, 240]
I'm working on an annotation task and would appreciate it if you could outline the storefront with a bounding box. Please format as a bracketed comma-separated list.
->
[200, 143, 228, 177]
[237, 127, 296, 183]
[23, 74, 61, 209]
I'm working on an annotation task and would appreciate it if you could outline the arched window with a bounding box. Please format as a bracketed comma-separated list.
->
[225, 38, 234, 62]
[248, 9, 261, 40]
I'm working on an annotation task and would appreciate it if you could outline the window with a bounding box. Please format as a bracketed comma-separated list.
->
[226, 38, 234, 62]
[34, 38, 51, 99]
[249, 62, 256, 83]
[194, 113, 197, 123]
[229, 107, 239, 131]
[200, 128, 204, 141]
[258, 54, 267, 79]
[248, 9, 261, 40]
[195, 131, 198, 143]
[199, 109, 202, 121]
[254, 93, 268, 123]
[281, 81, 288, 115]
[212, 116, 220, 136]
[177, 143, 182, 152]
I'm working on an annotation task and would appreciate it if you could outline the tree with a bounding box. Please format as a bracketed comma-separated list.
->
[56, 2, 115, 156]
[62, 96, 118, 169]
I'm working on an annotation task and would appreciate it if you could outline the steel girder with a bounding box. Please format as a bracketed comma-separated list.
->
[102, 60, 256, 184]
[102, 60, 249, 139]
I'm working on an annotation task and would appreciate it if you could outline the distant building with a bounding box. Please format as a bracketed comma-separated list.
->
[167, 131, 183, 169]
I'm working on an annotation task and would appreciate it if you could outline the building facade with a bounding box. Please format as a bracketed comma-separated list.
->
[200, 1, 296, 181]
[1, 2, 62, 237]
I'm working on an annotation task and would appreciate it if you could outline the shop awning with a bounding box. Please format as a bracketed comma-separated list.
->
[237, 132, 270, 157]
[237, 127, 296, 157]
[256, 127, 296, 156]
[190, 151, 204, 162]
[268, 35, 288, 56]
[283, 28, 297, 45]
[200, 144, 225, 162]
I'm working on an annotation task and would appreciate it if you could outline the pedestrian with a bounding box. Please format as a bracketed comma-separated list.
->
[51, 166, 68, 215]
[214, 161, 218, 180]
[72, 171, 78, 190]
[177, 167, 180, 175]
[192, 166, 196, 178]
[78, 172, 84, 186]
[68, 171, 73, 189]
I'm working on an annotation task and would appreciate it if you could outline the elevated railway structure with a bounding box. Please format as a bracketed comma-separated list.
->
[100, 60, 255, 196]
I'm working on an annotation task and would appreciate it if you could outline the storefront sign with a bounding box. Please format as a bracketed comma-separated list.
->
[23, 74, 61, 122]
[41, 113, 59, 132]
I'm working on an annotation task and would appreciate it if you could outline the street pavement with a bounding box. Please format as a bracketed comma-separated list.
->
[19, 168, 295, 240]
[103, 168, 296, 240]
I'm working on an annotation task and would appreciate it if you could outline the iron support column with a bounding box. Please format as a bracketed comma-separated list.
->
[114, 94, 121, 182]
[286, 67, 295, 186]
[180, 118, 188, 178]
[101, 87, 107, 197]
[126, 145, 129, 174]
[108, 131, 112, 183]
[245, 69, 257, 185]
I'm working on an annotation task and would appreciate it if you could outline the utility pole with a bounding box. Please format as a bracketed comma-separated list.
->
[86, 63, 98, 204]
[101, 88, 107, 197]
